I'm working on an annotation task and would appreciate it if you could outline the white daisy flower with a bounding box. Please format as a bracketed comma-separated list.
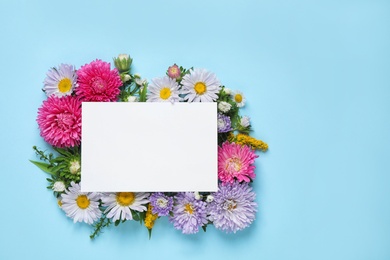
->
[218, 101, 232, 113]
[232, 90, 246, 107]
[147, 76, 180, 103]
[61, 182, 102, 224]
[43, 64, 77, 97]
[181, 68, 221, 102]
[240, 116, 251, 127]
[101, 192, 149, 222]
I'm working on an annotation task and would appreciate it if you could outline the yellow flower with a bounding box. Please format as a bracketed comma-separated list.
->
[144, 204, 158, 230]
[228, 133, 268, 152]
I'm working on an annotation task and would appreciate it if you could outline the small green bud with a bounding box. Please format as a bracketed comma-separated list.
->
[113, 54, 132, 73]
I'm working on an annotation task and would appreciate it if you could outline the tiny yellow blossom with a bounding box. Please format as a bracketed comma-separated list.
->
[144, 204, 158, 230]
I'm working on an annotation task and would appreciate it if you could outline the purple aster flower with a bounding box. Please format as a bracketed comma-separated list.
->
[149, 192, 173, 216]
[170, 192, 208, 234]
[208, 181, 257, 233]
[218, 113, 233, 133]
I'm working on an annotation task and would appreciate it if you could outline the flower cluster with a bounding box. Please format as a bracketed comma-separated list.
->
[31, 54, 268, 239]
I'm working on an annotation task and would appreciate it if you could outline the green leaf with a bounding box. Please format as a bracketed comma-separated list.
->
[132, 210, 140, 221]
[53, 147, 73, 157]
[139, 83, 148, 102]
[29, 160, 54, 175]
[202, 225, 207, 232]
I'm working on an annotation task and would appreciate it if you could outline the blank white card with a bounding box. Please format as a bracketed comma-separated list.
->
[81, 102, 217, 192]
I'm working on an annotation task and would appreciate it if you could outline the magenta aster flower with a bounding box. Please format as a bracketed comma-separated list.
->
[167, 64, 181, 79]
[170, 192, 208, 234]
[75, 59, 122, 102]
[218, 141, 258, 183]
[208, 181, 257, 233]
[37, 96, 81, 147]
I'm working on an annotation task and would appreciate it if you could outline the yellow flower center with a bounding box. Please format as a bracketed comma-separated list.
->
[169, 67, 179, 75]
[224, 200, 237, 211]
[234, 94, 243, 103]
[159, 87, 171, 100]
[194, 82, 206, 95]
[58, 78, 72, 93]
[76, 195, 90, 209]
[116, 192, 135, 206]
[57, 199, 62, 208]
[226, 157, 242, 172]
[184, 203, 194, 214]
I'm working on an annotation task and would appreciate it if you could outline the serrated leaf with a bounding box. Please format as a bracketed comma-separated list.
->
[30, 160, 55, 175]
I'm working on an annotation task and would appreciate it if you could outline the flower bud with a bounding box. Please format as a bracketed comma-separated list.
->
[121, 74, 131, 82]
[224, 88, 232, 95]
[194, 192, 202, 200]
[206, 195, 214, 203]
[113, 54, 132, 73]
[126, 96, 138, 102]
[240, 116, 251, 128]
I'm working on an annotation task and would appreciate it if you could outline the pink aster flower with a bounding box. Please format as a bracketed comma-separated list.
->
[167, 64, 181, 79]
[37, 96, 81, 148]
[75, 59, 122, 102]
[218, 141, 258, 183]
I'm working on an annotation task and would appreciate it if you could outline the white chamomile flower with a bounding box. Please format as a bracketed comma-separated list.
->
[181, 68, 221, 102]
[53, 181, 66, 192]
[232, 90, 246, 107]
[147, 76, 181, 103]
[43, 64, 77, 97]
[240, 116, 251, 128]
[218, 101, 232, 113]
[101, 192, 149, 222]
[61, 182, 102, 224]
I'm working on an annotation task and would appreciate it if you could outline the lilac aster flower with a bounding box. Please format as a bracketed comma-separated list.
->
[208, 181, 257, 233]
[149, 192, 173, 216]
[217, 113, 233, 133]
[170, 192, 208, 234]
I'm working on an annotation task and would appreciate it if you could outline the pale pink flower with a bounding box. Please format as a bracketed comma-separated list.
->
[76, 59, 122, 102]
[167, 64, 181, 79]
[37, 96, 81, 147]
[218, 142, 258, 183]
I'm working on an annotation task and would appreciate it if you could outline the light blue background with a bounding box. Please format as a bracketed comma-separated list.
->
[1, 0, 389, 259]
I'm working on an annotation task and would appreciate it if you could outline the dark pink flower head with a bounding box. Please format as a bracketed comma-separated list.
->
[76, 59, 122, 102]
[37, 96, 81, 148]
[167, 64, 181, 79]
[218, 141, 258, 183]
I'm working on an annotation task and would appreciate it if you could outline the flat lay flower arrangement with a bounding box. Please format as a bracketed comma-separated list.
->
[31, 54, 268, 239]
